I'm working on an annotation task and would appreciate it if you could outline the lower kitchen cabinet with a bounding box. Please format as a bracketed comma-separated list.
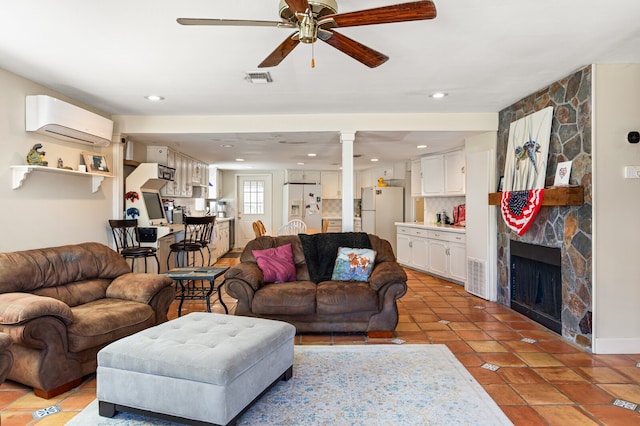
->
[397, 226, 428, 270]
[212, 220, 230, 263]
[427, 230, 466, 283]
[397, 224, 466, 284]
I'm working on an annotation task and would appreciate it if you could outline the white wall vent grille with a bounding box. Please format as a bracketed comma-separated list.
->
[466, 257, 488, 299]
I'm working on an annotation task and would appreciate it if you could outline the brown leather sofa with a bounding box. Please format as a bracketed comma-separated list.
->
[224, 233, 407, 333]
[0, 242, 175, 398]
[0, 332, 13, 385]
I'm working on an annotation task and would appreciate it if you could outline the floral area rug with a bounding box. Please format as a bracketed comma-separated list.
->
[68, 344, 512, 425]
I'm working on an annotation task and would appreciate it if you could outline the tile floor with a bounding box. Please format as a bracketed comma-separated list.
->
[1, 255, 639, 425]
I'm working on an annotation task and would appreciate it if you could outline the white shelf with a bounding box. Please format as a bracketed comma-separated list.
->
[10, 165, 111, 193]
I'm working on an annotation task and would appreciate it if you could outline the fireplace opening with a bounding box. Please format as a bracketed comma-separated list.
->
[510, 240, 561, 334]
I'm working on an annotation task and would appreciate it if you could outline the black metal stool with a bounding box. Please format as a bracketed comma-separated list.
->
[109, 219, 160, 273]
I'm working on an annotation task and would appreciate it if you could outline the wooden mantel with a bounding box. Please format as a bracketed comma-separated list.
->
[488, 186, 584, 206]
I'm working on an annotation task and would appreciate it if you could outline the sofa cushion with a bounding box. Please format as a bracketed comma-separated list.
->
[252, 281, 316, 315]
[67, 298, 155, 353]
[316, 281, 379, 315]
[331, 247, 376, 282]
[32, 279, 111, 307]
[252, 243, 296, 283]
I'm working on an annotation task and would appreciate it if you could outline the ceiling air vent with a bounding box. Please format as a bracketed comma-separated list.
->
[245, 72, 273, 84]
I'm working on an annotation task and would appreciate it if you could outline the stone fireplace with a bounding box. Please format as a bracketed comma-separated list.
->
[496, 66, 593, 350]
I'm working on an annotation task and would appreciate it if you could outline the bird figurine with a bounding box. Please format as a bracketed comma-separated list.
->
[26, 143, 47, 166]
[377, 177, 388, 187]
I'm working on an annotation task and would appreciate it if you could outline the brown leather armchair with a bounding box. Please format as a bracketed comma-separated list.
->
[225, 233, 407, 333]
[0, 242, 175, 398]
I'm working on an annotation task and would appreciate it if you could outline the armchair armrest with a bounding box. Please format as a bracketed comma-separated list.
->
[368, 261, 408, 291]
[224, 262, 264, 292]
[106, 273, 174, 304]
[0, 293, 73, 326]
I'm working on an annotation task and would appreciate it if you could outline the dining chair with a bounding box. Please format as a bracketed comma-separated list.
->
[276, 219, 307, 236]
[252, 220, 267, 238]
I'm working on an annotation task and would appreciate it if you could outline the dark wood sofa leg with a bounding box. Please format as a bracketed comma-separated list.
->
[33, 378, 83, 399]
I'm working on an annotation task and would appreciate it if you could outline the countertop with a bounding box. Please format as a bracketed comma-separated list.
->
[395, 221, 466, 234]
[214, 216, 234, 223]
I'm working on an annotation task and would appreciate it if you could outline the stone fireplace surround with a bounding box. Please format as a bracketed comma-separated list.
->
[496, 66, 593, 350]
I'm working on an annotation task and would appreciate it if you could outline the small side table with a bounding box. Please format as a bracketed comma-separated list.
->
[163, 267, 229, 316]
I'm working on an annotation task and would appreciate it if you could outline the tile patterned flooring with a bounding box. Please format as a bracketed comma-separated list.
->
[1, 255, 640, 425]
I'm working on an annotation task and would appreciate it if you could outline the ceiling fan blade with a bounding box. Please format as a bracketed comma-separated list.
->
[258, 33, 301, 68]
[318, 30, 389, 68]
[284, 0, 311, 15]
[177, 18, 295, 28]
[319, 1, 436, 28]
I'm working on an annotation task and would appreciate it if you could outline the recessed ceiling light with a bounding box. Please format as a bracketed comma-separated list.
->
[145, 95, 165, 101]
[371, 158, 379, 162]
[220, 144, 234, 148]
[235, 158, 245, 162]
[297, 162, 305, 165]
[417, 145, 427, 149]
[307, 153, 316, 157]
[430, 92, 447, 99]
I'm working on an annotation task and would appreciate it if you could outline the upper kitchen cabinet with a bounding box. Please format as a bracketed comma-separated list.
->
[208, 166, 222, 199]
[147, 145, 208, 198]
[285, 169, 321, 184]
[321, 171, 359, 199]
[410, 159, 423, 197]
[420, 149, 465, 197]
[321, 171, 341, 199]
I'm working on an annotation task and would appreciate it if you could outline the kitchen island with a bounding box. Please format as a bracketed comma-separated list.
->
[395, 222, 466, 284]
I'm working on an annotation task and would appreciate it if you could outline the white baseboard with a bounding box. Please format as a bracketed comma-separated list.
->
[593, 337, 640, 354]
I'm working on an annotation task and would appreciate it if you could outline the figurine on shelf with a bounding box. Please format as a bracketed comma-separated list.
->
[26, 143, 47, 166]
[57, 157, 73, 170]
[377, 177, 388, 187]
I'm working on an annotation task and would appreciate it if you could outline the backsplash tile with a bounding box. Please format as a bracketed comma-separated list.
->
[424, 197, 466, 224]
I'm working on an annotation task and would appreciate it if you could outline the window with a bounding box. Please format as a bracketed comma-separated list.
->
[243, 180, 265, 214]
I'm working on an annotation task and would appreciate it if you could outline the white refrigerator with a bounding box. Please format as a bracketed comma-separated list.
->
[283, 183, 323, 230]
[361, 186, 404, 253]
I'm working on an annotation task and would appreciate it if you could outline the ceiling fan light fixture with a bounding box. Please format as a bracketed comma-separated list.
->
[245, 72, 273, 84]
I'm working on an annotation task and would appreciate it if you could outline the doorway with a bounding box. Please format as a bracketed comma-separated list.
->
[236, 174, 273, 247]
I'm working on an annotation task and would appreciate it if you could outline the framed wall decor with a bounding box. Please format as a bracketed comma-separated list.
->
[82, 151, 111, 175]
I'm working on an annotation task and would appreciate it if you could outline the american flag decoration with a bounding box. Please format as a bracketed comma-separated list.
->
[500, 189, 544, 236]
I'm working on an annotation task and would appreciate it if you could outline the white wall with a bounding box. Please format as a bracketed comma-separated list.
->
[0, 68, 116, 251]
[593, 64, 640, 353]
[465, 132, 498, 300]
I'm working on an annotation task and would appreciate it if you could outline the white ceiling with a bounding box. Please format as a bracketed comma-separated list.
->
[2, 1, 639, 170]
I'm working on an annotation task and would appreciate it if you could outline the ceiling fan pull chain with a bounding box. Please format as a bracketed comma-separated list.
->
[311, 42, 315, 68]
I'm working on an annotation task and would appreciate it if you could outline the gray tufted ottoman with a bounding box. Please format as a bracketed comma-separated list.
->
[97, 312, 296, 425]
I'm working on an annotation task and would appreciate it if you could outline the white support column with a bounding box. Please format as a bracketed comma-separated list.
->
[341, 131, 355, 232]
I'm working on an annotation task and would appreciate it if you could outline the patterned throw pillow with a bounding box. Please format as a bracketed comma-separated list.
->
[252, 243, 297, 283]
[331, 247, 376, 282]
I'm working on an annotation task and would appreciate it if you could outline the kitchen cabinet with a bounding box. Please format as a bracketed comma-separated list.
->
[410, 159, 423, 197]
[396, 225, 428, 270]
[208, 167, 222, 199]
[213, 220, 230, 263]
[421, 155, 444, 195]
[426, 230, 466, 283]
[323, 218, 362, 232]
[420, 149, 465, 196]
[321, 171, 341, 199]
[321, 171, 359, 199]
[444, 150, 465, 195]
[148, 146, 203, 198]
[285, 169, 321, 184]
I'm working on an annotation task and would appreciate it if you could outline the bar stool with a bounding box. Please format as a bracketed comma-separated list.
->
[167, 216, 216, 269]
[109, 219, 160, 273]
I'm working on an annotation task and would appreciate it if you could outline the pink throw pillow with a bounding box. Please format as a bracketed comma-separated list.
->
[252, 243, 296, 283]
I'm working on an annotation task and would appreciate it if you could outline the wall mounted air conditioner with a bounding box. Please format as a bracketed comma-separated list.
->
[25, 95, 114, 147]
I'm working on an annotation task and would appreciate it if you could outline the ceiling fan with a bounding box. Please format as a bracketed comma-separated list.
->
[177, 0, 437, 68]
